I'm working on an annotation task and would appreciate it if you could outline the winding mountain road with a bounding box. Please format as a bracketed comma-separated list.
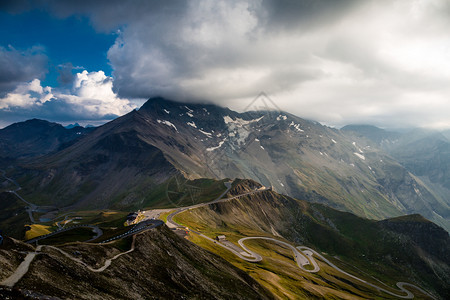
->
[164, 182, 435, 299]
[294, 246, 436, 299]
[1, 169, 56, 224]
[47, 235, 137, 273]
[188, 234, 435, 299]
[235, 238, 434, 299]
[0, 220, 162, 288]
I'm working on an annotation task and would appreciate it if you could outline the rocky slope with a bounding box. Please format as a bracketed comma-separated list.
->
[0, 192, 29, 239]
[0, 225, 273, 300]
[342, 125, 450, 229]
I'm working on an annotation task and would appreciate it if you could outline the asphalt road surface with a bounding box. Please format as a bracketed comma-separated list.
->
[100, 220, 164, 244]
[25, 225, 103, 244]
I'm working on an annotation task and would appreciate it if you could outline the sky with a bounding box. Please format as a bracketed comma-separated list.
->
[0, 0, 449, 129]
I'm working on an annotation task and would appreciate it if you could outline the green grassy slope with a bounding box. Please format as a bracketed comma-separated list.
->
[175, 179, 449, 299]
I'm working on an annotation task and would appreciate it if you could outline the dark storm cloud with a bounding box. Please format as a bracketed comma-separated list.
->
[0, 46, 47, 96]
[56, 62, 77, 85]
[2, 0, 450, 129]
[38, 0, 188, 32]
[2, 0, 362, 100]
[259, 0, 362, 31]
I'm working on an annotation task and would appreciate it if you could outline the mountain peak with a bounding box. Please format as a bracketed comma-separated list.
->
[5, 118, 62, 130]
[65, 122, 81, 129]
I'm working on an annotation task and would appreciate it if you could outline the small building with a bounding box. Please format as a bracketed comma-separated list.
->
[216, 235, 226, 241]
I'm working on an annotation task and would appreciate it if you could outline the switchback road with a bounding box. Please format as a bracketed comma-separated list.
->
[162, 182, 435, 299]
[1, 220, 162, 288]
[189, 234, 435, 299]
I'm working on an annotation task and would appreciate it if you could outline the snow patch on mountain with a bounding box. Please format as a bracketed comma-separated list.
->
[352, 141, 364, 153]
[223, 115, 264, 126]
[224, 115, 264, 145]
[199, 129, 212, 137]
[206, 139, 226, 151]
[354, 152, 365, 160]
[289, 121, 304, 132]
[157, 119, 178, 132]
[187, 121, 197, 128]
[163, 109, 170, 114]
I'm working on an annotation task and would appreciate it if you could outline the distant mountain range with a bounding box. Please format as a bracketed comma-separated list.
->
[343, 124, 450, 228]
[342, 124, 450, 190]
[0, 97, 448, 231]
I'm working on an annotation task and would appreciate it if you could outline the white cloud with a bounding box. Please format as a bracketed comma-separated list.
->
[63, 70, 135, 117]
[0, 70, 136, 122]
[0, 79, 53, 109]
